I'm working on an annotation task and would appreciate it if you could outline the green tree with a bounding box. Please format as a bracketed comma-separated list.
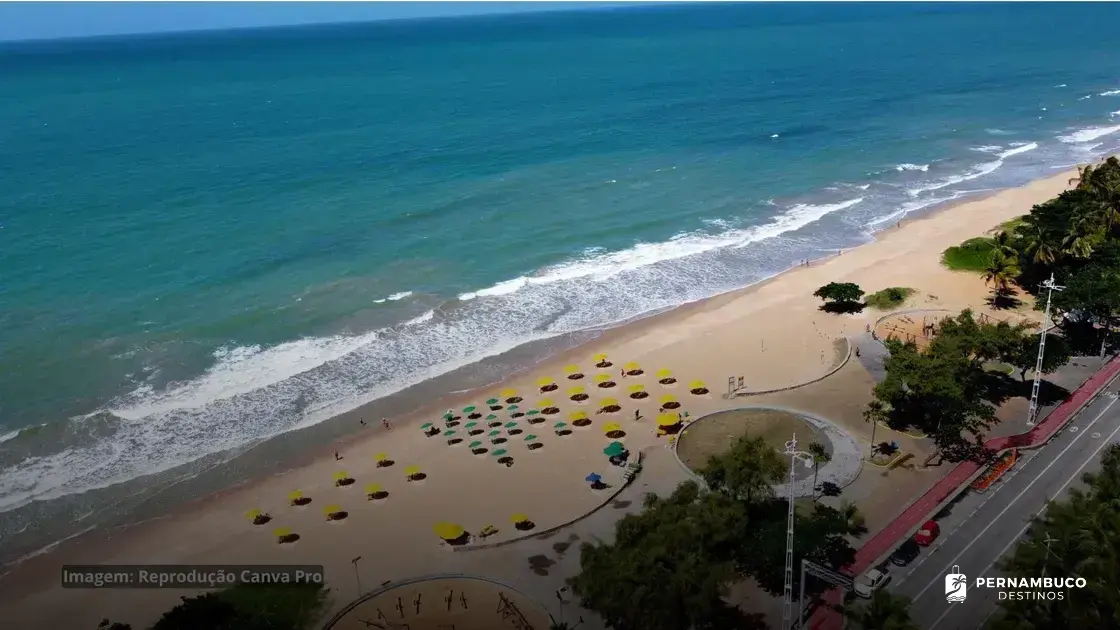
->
[989, 444, 1120, 629]
[699, 434, 787, 504]
[982, 250, 1020, 294]
[807, 442, 830, 498]
[1008, 332, 1073, 381]
[845, 590, 919, 630]
[813, 282, 865, 313]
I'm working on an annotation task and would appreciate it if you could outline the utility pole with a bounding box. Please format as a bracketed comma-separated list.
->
[782, 434, 799, 630]
[350, 556, 363, 598]
[1027, 274, 1064, 426]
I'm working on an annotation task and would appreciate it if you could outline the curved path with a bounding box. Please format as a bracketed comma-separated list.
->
[808, 355, 1120, 630]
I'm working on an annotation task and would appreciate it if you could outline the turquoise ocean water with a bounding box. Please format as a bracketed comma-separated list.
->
[3, 2, 1120, 562]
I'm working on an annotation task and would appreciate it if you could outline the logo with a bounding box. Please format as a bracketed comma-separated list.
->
[945, 565, 967, 603]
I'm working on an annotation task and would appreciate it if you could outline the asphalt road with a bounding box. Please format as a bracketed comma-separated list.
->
[885, 383, 1120, 630]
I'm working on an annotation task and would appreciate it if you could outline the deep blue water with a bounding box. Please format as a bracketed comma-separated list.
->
[2, 2, 1120, 525]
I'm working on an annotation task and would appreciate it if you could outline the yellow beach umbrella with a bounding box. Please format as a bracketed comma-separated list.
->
[510, 513, 530, 524]
[245, 509, 262, 520]
[657, 413, 681, 427]
[569, 410, 588, 421]
[600, 397, 619, 407]
[603, 422, 622, 433]
[323, 504, 343, 516]
[627, 383, 646, 393]
[500, 388, 517, 399]
[536, 376, 555, 387]
[374, 452, 389, 462]
[433, 522, 466, 540]
[273, 527, 292, 540]
[593, 353, 609, 362]
[623, 361, 641, 371]
[660, 394, 677, 404]
[564, 364, 581, 374]
[364, 483, 383, 494]
[655, 368, 673, 379]
[332, 471, 350, 481]
[538, 398, 555, 408]
[404, 465, 421, 476]
[594, 373, 612, 383]
[287, 490, 304, 502]
[689, 380, 707, 389]
[567, 386, 586, 396]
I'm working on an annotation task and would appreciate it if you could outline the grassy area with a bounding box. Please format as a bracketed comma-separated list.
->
[983, 361, 1016, 375]
[865, 287, 915, 310]
[999, 215, 1026, 233]
[941, 236, 996, 272]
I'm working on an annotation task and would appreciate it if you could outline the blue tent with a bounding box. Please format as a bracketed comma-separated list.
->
[585, 472, 602, 483]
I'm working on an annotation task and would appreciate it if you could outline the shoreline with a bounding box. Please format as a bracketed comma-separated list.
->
[0, 165, 1092, 630]
[0, 172, 1060, 571]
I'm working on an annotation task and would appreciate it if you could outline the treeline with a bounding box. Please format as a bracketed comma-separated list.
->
[98, 581, 326, 630]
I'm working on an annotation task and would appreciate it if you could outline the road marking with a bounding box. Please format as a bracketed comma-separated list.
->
[927, 409, 1120, 630]
[909, 395, 1118, 603]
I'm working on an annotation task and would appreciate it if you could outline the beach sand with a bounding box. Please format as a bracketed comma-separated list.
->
[0, 168, 1080, 629]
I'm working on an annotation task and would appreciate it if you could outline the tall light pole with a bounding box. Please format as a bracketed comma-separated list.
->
[1027, 274, 1064, 426]
[782, 434, 813, 630]
[350, 556, 363, 598]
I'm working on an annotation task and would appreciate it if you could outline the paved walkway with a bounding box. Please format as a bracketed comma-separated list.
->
[808, 354, 1120, 630]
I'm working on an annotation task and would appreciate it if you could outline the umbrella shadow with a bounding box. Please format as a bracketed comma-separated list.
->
[567, 372, 585, 380]
[424, 427, 441, 437]
[625, 368, 644, 376]
[629, 391, 649, 400]
[335, 477, 355, 487]
[542, 406, 560, 415]
[277, 533, 300, 545]
[467, 412, 483, 420]
[376, 459, 396, 468]
[555, 429, 573, 436]
[444, 420, 461, 428]
[326, 511, 349, 522]
[489, 404, 504, 411]
[597, 380, 617, 389]
[659, 377, 677, 386]
[469, 429, 485, 436]
[596, 360, 613, 369]
[510, 411, 526, 418]
[611, 499, 632, 509]
[606, 430, 626, 439]
[540, 383, 559, 393]
[515, 520, 537, 531]
[492, 437, 508, 445]
[689, 387, 710, 396]
[599, 404, 622, 414]
[472, 447, 489, 456]
[590, 481, 611, 491]
[508, 428, 523, 436]
[251, 513, 272, 525]
[290, 497, 312, 507]
[498, 456, 515, 466]
[569, 393, 590, 402]
[407, 472, 428, 482]
[367, 490, 389, 501]
[505, 396, 523, 404]
[445, 532, 472, 547]
[447, 438, 463, 446]
[527, 416, 546, 425]
[527, 442, 544, 451]
[661, 401, 681, 410]
[527, 554, 556, 576]
[572, 419, 592, 428]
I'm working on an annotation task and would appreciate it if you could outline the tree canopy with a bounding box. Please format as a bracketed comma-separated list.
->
[97, 581, 326, 630]
[844, 590, 919, 630]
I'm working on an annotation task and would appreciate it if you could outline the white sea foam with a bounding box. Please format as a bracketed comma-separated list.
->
[1055, 84, 1067, 88]
[998, 142, 1038, 159]
[372, 291, 413, 304]
[1099, 89, 1120, 96]
[972, 145, 1003, 154]
[907, 161, 1003, 197]
[1057, 124, 1120, 143]
[403, 310, 435, 326]
[1111, 110, 1120, 118]
[1078, 95, 1093, 101]
[895, 163, 929, 172]
[857, 184, 870, 190]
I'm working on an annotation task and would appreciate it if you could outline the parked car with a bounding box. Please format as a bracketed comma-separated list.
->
[914, 520, 941, 546]
[890, 538, 921, 566]
[853, 567, 891, 598]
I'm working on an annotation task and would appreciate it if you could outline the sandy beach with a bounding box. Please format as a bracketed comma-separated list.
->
[0, 168, 1081, 629]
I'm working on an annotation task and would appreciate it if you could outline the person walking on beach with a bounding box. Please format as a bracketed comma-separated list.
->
[634, 409, 640, 421]
[382, 417, 391, 430]
[359, 417, 366, 426]
[334, 451, 342, 461]
[620, 368, 625, 378]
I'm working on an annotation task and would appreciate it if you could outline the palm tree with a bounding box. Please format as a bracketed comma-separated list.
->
[1073, 157, 1120, 234]
[991, 230, 1017, 258]
[845, 590, 918, 630]
[1062, 215, 1100, 259]
[1021, 222, 1059, 265]
[982, 251, 1020, 294]
[807, 442, 830, 498]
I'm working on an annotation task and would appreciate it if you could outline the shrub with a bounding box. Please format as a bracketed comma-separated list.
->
[865, 287, 915, 310]
[941, 237, 996, 272]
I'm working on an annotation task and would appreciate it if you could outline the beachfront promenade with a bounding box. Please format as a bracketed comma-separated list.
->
[809, 354, 1120, 630]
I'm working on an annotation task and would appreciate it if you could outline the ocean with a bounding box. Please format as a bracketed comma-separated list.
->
[2, 1, 1120, 564]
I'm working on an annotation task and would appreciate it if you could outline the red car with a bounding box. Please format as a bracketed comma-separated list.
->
[914, 520, 940, 546]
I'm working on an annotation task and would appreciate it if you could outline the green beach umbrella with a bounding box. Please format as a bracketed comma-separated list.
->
[421, 422, 433, 429]
[524, 434, 538, 441]
[505, 421, 518, 428]
[527, 409, 540, 416]
[462, 405, 476, 413]
[488, 430, 501, 437]
[603, 441, 626, 457]
[443, 430, 457, 437]
[486, 414, 498, 420]
[507, 404, 520, 412]
[492, 449, 508, 457]
[486, 398, 500, 406]
[469, 441, 483, 449]
[553, 421, 567, 429]
[464, 421, 478, 428]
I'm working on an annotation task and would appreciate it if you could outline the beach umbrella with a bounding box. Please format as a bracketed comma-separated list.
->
[660, 394, 677, 404]
[593, 353, 609, 362]
[464, 421, 479, 428]
[594, 374, 612, 384]
[585, 472, 602, 483]
[486, 413, 498, 420]
[404, 465, 422, 476]
[433, 522, 465, 541]
[488, 429, 501, 437]
[527, 409, 540, 416]
[569, 410, 588, 421]
[536, 376, 555, 387]
[567, 386, 586, 396]
[627, 384, 646, 393]
[273, 527, 293, 541]
[500, 388, 517, 399]
[443, 429, 457, 437]
[421, 422, 434, 430]
[603, 422, 622, 434]
[287, 490, 305, 502]
[462, 405, 476, 413]
[689, 380, 707, 389]
[656, 368, 673, 379]
[524, 434, 538, 441]
[553, 421, 568, 429]
[603, 442, 626, 457]
[510, 513, 530, 524]
[599, 397, 619, 407]
[332, 471, 350, 481]
[624, 361, 641, 371]
[323, 504, 344, 516]
[469, 441, 483, 449]
[504, 421, 518, 428]
[507, 404, 520, 412]
[375, 452, 389, 462]
[443, 411, 455, 420]
[657, 413, 681, 427]
[564, 364, 581, 374]
[486, 397, 500, 406]
[492, 449, 509, 457]
[245, 509, 263, 521]
[364, 483, 383, 494]
[538, 398, 555, 408]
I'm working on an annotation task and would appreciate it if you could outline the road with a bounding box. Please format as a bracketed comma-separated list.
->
[885, 384, 1120, 630]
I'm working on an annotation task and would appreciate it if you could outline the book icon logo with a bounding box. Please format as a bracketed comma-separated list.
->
[945, 565, 967, 603]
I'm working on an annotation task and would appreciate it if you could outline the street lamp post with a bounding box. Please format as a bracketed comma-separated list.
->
[1027, 274, 1064, 426]
[782, 434, 814, 630]
[350, 556, 363, 598]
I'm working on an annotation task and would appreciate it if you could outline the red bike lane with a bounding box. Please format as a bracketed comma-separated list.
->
[808, 355, 1120, 629]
